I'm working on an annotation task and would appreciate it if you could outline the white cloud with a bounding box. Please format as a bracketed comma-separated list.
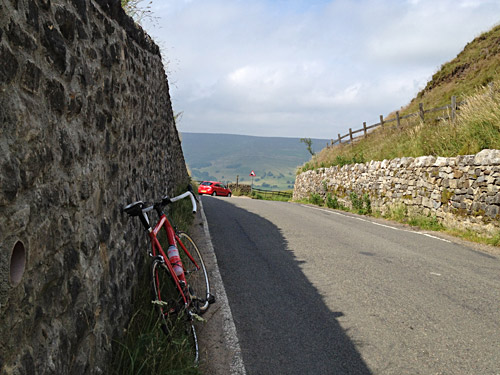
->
[141, 0, 500, 138]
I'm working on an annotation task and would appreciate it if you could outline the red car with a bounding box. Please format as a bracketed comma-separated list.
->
[198, 181, 232, 197]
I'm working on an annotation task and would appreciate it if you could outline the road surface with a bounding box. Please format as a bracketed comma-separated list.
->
[202, 196, 500, 375]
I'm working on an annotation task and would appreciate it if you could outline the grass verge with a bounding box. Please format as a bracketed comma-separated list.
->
[300, 194, 499, 247]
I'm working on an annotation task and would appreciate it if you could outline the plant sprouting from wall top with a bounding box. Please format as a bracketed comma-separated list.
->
[121, 0, 155, 25]
[300, 138, 315, 156]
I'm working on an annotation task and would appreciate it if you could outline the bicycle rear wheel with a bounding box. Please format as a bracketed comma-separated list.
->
[177, 232, 213, 314]
[151, 257, 199, 363]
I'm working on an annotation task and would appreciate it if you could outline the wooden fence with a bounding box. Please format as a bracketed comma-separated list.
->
[328, 96, 465, 147]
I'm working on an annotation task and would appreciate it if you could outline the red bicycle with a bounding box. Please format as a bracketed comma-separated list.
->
[123, 186, 214, 363]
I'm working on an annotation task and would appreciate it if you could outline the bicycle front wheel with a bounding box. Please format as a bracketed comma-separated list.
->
[151, 257, 199, 363]
[177, 232, 213, 314]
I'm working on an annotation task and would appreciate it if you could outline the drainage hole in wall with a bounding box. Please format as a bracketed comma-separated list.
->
[10, 241, 26, 286]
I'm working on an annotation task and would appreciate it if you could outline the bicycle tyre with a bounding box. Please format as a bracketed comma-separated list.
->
[177, 232, 213, 314]
[151, 257, 199, 363]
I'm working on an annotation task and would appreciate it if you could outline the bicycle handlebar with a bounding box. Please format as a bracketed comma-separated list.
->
[170, 191, 197, 214]
[123, 188, 198, 224]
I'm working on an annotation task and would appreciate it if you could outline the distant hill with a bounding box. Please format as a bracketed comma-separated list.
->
[180, 133, 329, 190]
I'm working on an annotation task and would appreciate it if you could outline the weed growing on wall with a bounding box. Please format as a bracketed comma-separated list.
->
[325, 193, 338, 209]
[408, 215, 444, 231]
[309, 193, 323, 205]
[349, 192, 372, 215]
[121, 0, 155, 25]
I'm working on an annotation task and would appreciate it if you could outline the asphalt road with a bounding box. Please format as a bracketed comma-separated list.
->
[202, 196, 500, 375]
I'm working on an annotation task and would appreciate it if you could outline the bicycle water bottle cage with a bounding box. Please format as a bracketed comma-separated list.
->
[123, 201, 144, 216]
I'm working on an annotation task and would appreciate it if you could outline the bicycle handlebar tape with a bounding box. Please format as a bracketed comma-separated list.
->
[189, 192, 197, 214]
[167, 245, 186, 283]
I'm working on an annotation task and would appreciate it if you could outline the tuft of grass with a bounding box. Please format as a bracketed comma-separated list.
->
[383, 204, 408, 223]
[444, 228, 500, 247]
[488, 232, 500, 246]
[309, 193, 323, 205]
[252, 192, 264, 200]
[121, 0, 155, 25]
[325, 193, 338, 209]
[408, 215, 444, 231]
[111, 303, 199, 375]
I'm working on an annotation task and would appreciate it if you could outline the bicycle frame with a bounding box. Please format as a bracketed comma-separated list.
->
[124, 187, 212, 364]
[149, 212, 201, 306]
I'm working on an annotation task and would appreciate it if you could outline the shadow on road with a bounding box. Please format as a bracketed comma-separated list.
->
[203, 197, 372, 375]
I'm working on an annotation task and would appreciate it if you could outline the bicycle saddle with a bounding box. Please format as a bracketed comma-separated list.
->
[123, 201, 144, 216]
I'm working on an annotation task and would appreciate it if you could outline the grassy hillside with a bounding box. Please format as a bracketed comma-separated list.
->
[180, 133, 328, 190]
[301, 23, 500, 171]
[402, 23, 500, 116]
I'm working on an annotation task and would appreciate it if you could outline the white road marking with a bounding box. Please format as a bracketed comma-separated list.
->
[419, 233, 452, 242]
[300, 204, 452, 243]
[199, 200, 247, 375]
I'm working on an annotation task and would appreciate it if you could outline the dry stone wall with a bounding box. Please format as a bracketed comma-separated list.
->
[294, 149, 500, 235]
[0, 0, 188, 373]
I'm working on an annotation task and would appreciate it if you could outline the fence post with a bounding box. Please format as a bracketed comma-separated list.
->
[338, 133, 342, 145]
[419, 103, 424, 121]
[451, 95, 456, 122]
[363, 122, 367, 138]
[396, 111, 400, 127]
[349, 128, 353, 143]
[379, 115, 384, 127]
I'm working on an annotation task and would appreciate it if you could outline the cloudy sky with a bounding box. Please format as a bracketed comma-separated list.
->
[140, 0, 500, 139]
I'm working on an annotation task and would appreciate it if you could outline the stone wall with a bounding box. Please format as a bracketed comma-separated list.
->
[0, 0, 189, 373]
[293, 149, 500, 235]
[228, 183, 252, 194]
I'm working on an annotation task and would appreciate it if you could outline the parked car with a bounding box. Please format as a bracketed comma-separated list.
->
[198, 181, 232, 197]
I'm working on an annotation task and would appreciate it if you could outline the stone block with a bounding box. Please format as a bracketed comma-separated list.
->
[474, 149, 500, 166]
[45, 79, 66, 114]
[41, 22, 67, 74]
[0, 45, 19, 84]
[414, 155, 436, 167]
[55, 7, 78, 42]
[7, 19, 37, 50]
[21, 60, 42, 93]
[486, 205, 499, 218]
[486, 195, 500, 204]
[434, 157, 449, 167]
[457, 155, 475, 166]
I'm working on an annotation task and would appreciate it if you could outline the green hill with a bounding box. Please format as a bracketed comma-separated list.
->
[180, 133, 328, 190]
[301, 23, 500, 171]
[403, 23, 500, 115]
